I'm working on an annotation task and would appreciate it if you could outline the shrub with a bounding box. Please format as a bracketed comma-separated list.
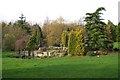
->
[52, 42, 60, 47]
[102, 51, 108, 55]
[3, 34, 16, 51]
[87, 51, 96, 56]
[97, 50, 108, 55]
[61, 31, 68, 47]
[113, 42, 120, 51]
[107, 43, 113, 50]
[75, 27, 85, 56]
[68, 30, 76, 55]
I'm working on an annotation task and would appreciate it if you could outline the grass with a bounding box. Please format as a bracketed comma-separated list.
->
[2, 51, 119, 78]
[47, 50, 56, 52]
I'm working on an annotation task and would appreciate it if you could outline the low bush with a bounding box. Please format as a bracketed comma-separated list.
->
[102, 51, 108, 55]
[98, 50, 108, 55]
[113, 42, 120, 51]
[52, 42, 60, 47]
[87, 51, 96, 56]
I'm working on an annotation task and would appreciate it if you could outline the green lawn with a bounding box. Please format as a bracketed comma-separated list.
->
[2, 52, 118, 78]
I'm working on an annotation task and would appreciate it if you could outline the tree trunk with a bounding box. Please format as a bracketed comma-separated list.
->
[28, 50, 31, 56]
[18, 49, 20, 54]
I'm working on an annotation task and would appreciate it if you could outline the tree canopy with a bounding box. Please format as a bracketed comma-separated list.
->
[85, 7, 108, 50]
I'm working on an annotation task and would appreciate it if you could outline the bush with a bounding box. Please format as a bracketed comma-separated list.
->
[75, 27, 85, 56]
[61, 31, 68, 47]
[68, 30, 76, 55]
[87, 51, 96, 56]
[107, 43, 113, 50]
[52, 42, 60, 47]
[97, 50, 108, 55]
[113, 42, 120, 51]
[3, 34, 16, 51]
[102, 51, 108, 55]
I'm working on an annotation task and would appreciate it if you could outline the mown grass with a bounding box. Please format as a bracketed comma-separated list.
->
[2, 51, 119, 78]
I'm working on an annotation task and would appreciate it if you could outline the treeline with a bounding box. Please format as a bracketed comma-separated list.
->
[62, 7, 120, 56]
[1, 14, 82, 51]
[1, 7, 120, 55]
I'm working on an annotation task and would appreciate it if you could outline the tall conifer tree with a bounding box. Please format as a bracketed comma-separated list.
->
[85, 7, 108, 50]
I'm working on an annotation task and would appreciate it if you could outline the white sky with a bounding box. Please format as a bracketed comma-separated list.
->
[0, 0, 119, 25]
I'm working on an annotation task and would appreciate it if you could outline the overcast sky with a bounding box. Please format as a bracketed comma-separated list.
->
[0, 0, 119, 25]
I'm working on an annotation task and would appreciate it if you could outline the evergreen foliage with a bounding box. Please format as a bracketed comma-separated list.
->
[61, 31, 68, 47]
[116, 23, 120, 42]
[107, 20, 117, 42]
[26, 24, 43, 51]
[113, 42, 120, 50]
[26, 31, 36, 51]
[75, 27, 85, 55]
[85, 7, 108, 50]
[68, 30, 76, 55]
[14, 14, 31, 34]
[35, 24, 43, 48]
